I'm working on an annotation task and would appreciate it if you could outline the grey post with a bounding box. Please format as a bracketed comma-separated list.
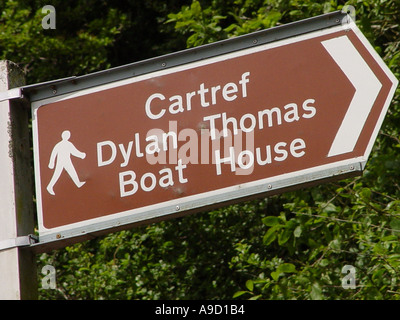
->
[0, 61, 37, 299]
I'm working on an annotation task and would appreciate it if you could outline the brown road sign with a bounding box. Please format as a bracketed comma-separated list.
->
[29, 13, 397, 248]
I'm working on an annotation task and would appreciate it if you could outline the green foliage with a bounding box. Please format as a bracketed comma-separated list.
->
[0, 0, 189, 84]
[167, 0, 227, 47]
[25, 0, 400, 299]
[0, 0, 125, 83]
[39, 201, 273, 299]
[166, 0, 344, 47]
[229, 182, 400, 299]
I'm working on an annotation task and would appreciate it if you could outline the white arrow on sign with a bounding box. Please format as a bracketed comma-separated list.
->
[322, 35, 383, 157]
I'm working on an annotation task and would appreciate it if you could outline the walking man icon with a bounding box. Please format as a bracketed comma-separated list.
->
[47, 130, 86, 195]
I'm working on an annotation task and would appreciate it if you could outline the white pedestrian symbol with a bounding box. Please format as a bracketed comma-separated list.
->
[47, 130, 86, 195]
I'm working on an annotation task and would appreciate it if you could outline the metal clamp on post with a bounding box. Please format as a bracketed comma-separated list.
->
[0, 234, 39, 252]
[0, 87, 23, 102]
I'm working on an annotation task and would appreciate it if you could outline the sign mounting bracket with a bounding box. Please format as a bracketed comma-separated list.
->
[0, 234, 39, 252]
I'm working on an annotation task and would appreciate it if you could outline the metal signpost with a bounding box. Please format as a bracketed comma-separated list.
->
[0, 61, 37, 299]
[24, 11, 397, 250]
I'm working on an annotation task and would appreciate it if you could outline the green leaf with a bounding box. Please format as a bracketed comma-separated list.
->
[271, 271, 280, 281]
[271, 263, 296, 281]
[321, 202, 338, 214]
[320, 259, 329, 267]
[245, 280, 254, 292]
[389, 218, 400, 232]
[310, 282, 323, 300]
[233, 291, 248, 298]
[278, 263, 296, 273]
[278, 228, 291, 245]
[262, 216, 281, 226]
[294, 225, 302, 238]
[359, 187, 372, 201]
[263, 226, 278, 245]
[329, 239, 341, 250]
